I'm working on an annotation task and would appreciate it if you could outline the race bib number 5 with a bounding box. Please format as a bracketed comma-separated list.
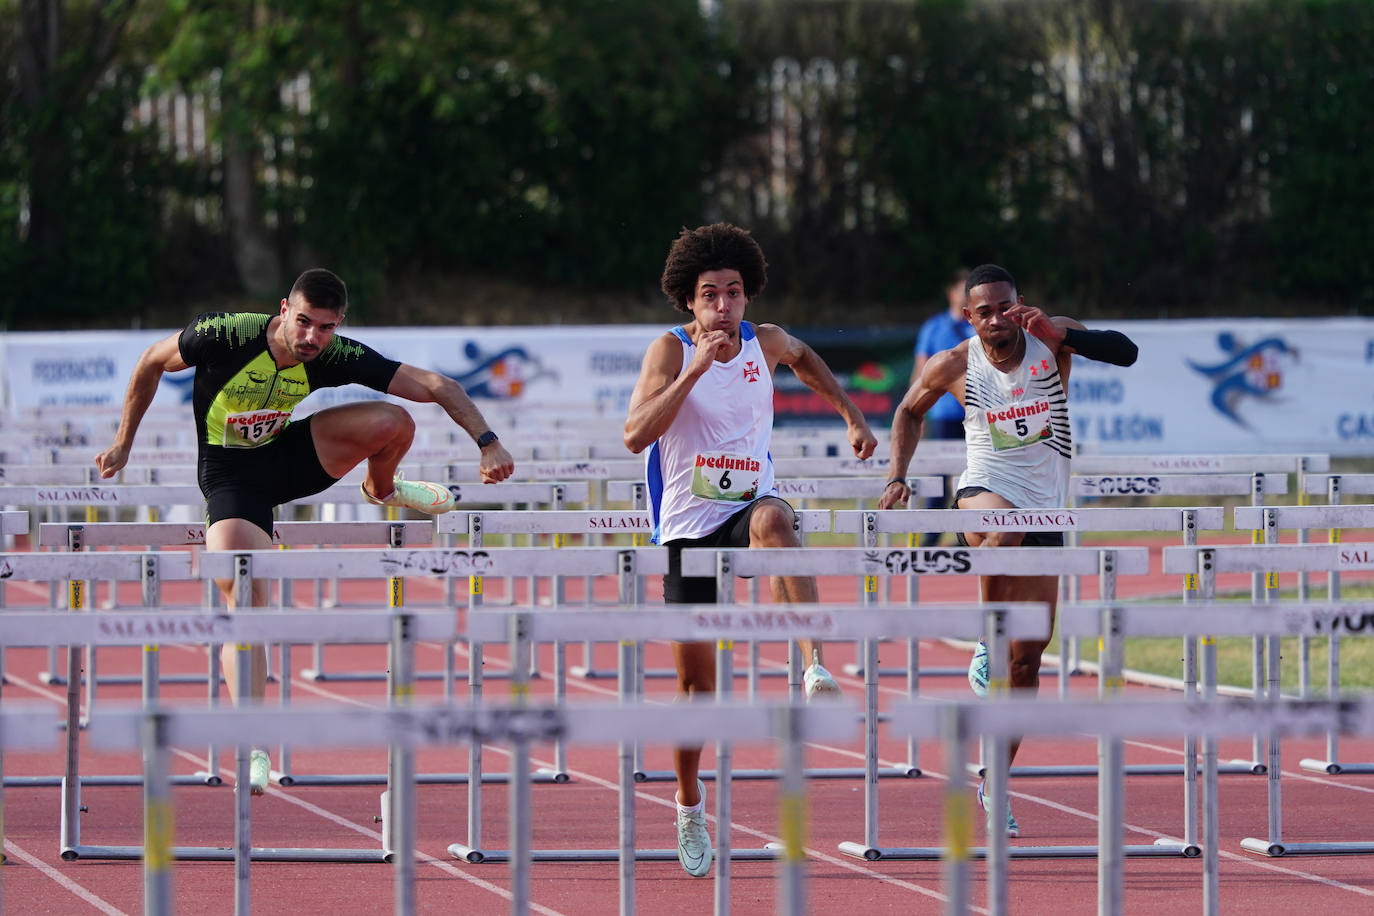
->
[691, 452, 762, 502]
[224, 409, 291, 447]
[985, 398, 1054, 452]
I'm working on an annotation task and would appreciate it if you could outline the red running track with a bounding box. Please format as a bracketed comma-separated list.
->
[3, 534, 1374, 915]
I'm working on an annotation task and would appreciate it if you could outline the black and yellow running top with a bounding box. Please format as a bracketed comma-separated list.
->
[179, 312, 400, 454]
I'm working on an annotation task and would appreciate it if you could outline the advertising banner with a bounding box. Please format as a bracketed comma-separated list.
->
[3, 317, 1371, 456]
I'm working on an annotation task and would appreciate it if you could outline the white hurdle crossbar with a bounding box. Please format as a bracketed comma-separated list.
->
[890, 695, 1372, 916]
[78, 699, 857, 916]
[1233, 502, 1374, 776]
[1163, 544, 1374, 859]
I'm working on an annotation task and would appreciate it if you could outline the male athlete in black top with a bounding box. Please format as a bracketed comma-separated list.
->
[96, 268, 514, 794]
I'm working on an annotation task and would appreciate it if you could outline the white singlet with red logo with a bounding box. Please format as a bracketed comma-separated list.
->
[647, 322, 777, 543]
[958, 333, 1072, 509]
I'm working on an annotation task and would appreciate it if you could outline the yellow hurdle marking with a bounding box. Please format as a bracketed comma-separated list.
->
[69, 580, 83, 610]
[778, 793, 808, 863]
[1252, 529, 1262, 545]
[144, 799, 174, 872]
[1331, 528, 1342, 544]
[943, 792, 973, 862]
[1184, 573, 1198, 591]
[393, 684, 414, 701]
[1267, 572, 1279, 589]
[144, 645, 160, 653]
[718, 639, 733, 652]
[470, 575, 483, 595]
[389, 578, 403, 608]
[1202, 636, 1216, 647]
[510, 681, 530, 702]
[864, 576, 877, 594]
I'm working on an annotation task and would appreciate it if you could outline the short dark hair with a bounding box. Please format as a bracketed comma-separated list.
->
[660, 223, 768, 313]
[965, 263, 1016, 296]
[289, 268, 348, 313]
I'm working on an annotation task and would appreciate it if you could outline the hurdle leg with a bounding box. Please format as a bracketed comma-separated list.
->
[59, 645, 83, 858]
[777, 704, 807, 916]
[1201, 635, 1220, 915]
[142, 711, 174, 916]
[714, 638, 734, 916]
[941, 706, 972, 916]
[618, 639, 637, 915]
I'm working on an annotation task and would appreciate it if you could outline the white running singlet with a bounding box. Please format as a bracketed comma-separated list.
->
[958, 333, 1071, 509]
[647, 322, 777, 543]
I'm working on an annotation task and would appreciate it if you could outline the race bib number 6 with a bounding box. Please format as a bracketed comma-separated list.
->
[691, 452, 762, 502]
[985, 398, 1054, 452]
[224, 409, 291, 447]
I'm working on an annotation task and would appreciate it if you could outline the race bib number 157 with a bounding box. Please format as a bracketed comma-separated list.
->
[224, 409, 291, 447]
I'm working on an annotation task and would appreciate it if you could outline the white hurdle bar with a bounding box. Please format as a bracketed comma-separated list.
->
[0, 608, 459, 888]
[675, 546, 1167, 863]
[1163, 544, 1374, 859]
[456, 601, 1048, 894]
[0, 480, 589, 509]
[834, 506, 1222, 689]
[438, 507, 835, 684]
[78, 700, 857, 916]
[889, 695, 1370, 916]
[1234, 502, 1374, 775]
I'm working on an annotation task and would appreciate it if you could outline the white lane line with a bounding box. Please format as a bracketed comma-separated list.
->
[1, 840, 130, 915]
[162, 746, 566, 916]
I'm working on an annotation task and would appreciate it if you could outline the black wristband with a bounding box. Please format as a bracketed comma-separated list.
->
[475, 430, 499, 448]
[885, 478, 908, 489]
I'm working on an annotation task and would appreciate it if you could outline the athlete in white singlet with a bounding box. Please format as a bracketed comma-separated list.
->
[878, 263, 1137, 837]
[625, 223, 876, 878]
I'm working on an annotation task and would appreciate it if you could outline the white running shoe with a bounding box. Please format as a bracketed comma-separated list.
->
[968, 641, 990, 697]
[361, 472, 456, 514]
[803, 651, 842, 701]
[675, 779, 712, 877]
[249, 749, 271, 797]
[977, 780, 1019, 838]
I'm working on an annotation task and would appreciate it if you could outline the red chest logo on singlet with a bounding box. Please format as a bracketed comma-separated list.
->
[743, 361, 760, 382]
[1011, 385, 1025, 397]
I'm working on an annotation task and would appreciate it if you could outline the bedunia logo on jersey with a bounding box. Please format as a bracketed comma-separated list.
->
[695, 455, 761, 472]
[985, 401, 1049, 425]
[743, 360, 760, 382]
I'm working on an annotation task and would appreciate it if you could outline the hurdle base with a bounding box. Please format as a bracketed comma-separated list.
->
[446, 844, 781, 864]
[839, 842, 1197, 861]
[3, 773, 222, 788]
[61, 844, 387, 862]
[1300, 757, 1374, 776]
[964, 760, 1262, 779]
[273, 771, 517, 787]
[1242, 838, 1374, 856]
[634, 765, 919, 783]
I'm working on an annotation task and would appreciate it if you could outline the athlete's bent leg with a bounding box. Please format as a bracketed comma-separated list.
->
[746, 497, 827, 666]
[309, 402, 416, 498]
[672, 640, 716, 805]
[206, 518, 271, 703]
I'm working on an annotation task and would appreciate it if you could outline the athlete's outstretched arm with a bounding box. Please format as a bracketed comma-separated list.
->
[880, 348, 964, 510]
[388, 364, 514, 483]
[624, 331, 729, 453]
[1009, 307, 1138, 367]
[95, 333, 188, 478]
[760, 324, 877, 460]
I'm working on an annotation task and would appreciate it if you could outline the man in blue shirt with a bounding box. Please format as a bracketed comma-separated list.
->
[911, 268, 973, 543]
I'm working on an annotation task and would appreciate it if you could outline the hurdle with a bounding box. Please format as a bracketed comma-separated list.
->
[888, 694, 1372, 916]
[0, 605, 466, 867]
[0, 705, 66, 872]
[73, 699, 852, 916]
[1164, 543, 1374, 858]
[455, 603, 1040, 914]
[671, 544, 1183, 862]
[833, 505, 1222, 685]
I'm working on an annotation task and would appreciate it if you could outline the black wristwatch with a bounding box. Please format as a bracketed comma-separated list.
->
[475, 430, 499, 448]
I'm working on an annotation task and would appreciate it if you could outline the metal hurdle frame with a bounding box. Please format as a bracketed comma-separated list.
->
[201, 546, 667, 801]
[0, 706, 66, 873]
[0, 551, 229, 800]
[450, 601, 1047, 890]
[1164, 543, 1374, 858]
[669, 545, 1200, 862]
[75, 700, 855, 916]
[0, 606, 463, 871]
[1061, 601, 1374, 876]
[888, 694, 1372, 916]
[834, 505, 1224, 689]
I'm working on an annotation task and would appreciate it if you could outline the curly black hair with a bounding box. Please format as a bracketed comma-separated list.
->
[965, 263, 1016, 296]
[659, 223, 768, 313]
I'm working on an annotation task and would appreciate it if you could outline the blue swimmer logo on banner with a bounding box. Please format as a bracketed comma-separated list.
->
[443, 341, 558, 400]
[1187, 333, 1297, 427]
